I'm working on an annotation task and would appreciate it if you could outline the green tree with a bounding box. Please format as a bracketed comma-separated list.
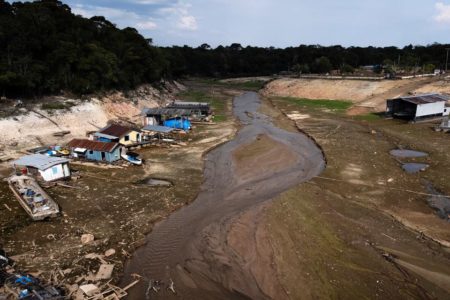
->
[312, 57, 332, 74]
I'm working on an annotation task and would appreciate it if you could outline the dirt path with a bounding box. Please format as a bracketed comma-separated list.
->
[120, 92, 325, 299]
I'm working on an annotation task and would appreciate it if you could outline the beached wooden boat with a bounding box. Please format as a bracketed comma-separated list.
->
[7, 175, 60, 221]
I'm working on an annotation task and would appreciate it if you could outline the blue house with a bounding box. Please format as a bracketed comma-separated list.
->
[67, 139, 121, 163]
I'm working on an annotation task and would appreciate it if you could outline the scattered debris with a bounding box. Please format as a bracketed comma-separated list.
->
[80, 234, 95, 245]
[78, 284, 100, 297]
[95, 264, 114, 281]
[3, 204, 11, 212]
[52, 131, 71, 137]
[104, 249, 116, 257]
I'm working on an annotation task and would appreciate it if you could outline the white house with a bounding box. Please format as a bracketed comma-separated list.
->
[386, 94, 449, 121]
[12, 154, 71, 182]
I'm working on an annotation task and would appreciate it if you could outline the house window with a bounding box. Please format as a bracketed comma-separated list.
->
[52, 167, 58, 175]
[89, 150, 94, 155]
[124, 135, 130, 141]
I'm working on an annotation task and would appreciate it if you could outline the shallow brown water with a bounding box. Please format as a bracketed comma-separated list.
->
[121, 92, 325, 299]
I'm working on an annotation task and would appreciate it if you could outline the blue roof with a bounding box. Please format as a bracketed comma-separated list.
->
[142, 125, 176, 133]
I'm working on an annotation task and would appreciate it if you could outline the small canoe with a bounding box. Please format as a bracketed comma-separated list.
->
[7, 175, 60, 221]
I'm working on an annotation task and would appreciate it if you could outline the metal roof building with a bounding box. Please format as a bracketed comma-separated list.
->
[386, 94, 449, 121]
[67, 139, 119, 152]
[67, 139, 121, 163]
[141, 108, 192, 116]
[96, 124, 135, 139]
[12, 154, 69, 171]
[12, 154, 71, 182]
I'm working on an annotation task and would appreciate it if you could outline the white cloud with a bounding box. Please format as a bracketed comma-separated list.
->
[72, 4, 157, 31]
[178, 15, 197, 30]
[132, 0, 171, 4]
[72, 4, 140, 21]
[435, 2, 450, 24]
[136, 21, 158, 30]
[157, 1, 198, 31]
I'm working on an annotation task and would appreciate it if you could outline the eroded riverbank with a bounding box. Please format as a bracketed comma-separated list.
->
[121, 92, 325, 299]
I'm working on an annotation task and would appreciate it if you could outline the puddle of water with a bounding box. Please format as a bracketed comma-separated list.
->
[402, 163, 429, 174]
[424, 181, 450, 221]
[390, 149, 428, 158]
[136, 178, 173, 187]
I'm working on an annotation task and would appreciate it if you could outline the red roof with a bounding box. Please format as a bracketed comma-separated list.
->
[98, 124, 134, 138]
[67, 139, 119, 152]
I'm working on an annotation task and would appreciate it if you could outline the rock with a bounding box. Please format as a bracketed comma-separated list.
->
[387, 178, 394, 183]
[80, 234, 95, 244]
[371, 130, 377, 135]
[104, 249, 116, 257]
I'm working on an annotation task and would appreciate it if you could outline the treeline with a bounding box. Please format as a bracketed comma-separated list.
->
[164, 43, 448, 78]
[1, 0, 450, 98]
[0, 0, 166, 97]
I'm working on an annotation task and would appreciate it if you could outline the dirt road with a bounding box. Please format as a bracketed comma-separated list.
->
[121, 92, 325, 299]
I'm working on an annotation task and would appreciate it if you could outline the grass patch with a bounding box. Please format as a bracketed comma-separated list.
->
[178, 90, 225, 112]
[277, 97, 352, 111]
[213, 115, 227, 122]
[41, 101, 76, 110]
[192, 78, 266, 91]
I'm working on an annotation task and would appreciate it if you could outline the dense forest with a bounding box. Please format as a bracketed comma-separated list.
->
[1, 0, 450, 98]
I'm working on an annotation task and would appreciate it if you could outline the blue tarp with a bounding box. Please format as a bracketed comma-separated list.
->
[163, 118, 191, 131]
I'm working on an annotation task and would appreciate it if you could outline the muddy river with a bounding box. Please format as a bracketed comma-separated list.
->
[121, 92, 325, 299]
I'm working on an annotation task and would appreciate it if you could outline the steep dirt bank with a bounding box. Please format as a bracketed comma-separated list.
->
[263, 77, 450, 113]
[0, 82, 184, 160]
[265, 96, 450, 299]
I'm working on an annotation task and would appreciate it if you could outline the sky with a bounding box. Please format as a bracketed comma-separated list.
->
[11, 0, 450, 48]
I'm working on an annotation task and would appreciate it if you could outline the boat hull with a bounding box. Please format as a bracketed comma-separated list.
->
[8, 176, 60, 221]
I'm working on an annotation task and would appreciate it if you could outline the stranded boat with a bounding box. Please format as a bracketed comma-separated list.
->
[7, 175, 60, 221]
[121, 151, 143, 166]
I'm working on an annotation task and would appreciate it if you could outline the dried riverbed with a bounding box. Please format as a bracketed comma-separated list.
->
[121, 92, 325, 299]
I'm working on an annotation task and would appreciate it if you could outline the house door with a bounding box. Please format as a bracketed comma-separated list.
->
[101, 152, 106, 161]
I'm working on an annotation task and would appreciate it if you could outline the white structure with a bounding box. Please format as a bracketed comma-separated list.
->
[12, 154, 71, 182]
[386, 94, 449, 121]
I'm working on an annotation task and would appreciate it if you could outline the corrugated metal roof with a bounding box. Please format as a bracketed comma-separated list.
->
[97, 124, 134, 138]
[141, 107, 192, 116]
[67, 139, 119, 152]
[12, 154, 69, 171]
[392, 94, 449, 105]
[168, 101, 210, 109]
[142, 125, 176, 133]
[94, 132, 119, 140]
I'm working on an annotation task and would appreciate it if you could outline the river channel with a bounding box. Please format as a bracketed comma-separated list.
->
[121, 92, 325, 299]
